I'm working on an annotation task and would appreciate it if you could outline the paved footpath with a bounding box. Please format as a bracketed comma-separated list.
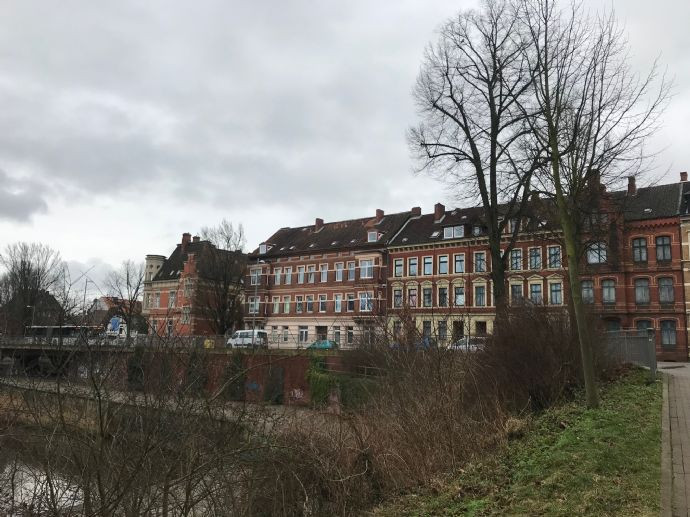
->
[660, 362, 690, 516]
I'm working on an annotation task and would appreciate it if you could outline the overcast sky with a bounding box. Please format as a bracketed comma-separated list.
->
[1, 0, 688, 294]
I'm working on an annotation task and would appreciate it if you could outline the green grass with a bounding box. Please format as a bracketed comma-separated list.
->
[373, 368, 662, 516]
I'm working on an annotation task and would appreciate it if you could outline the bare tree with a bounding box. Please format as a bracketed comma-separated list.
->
[105, 260, 145, 340]
[0, 243, 66, 334]
[409, 0, 538, 312]
[519, 0, 669, 407]
[198, 219, 247, 336]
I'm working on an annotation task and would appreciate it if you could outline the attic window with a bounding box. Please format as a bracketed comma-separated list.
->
[280, 247, 286, 251]
[472, 225, 482, 236]
[368, 231, 379, 242]
[402, 237, 409, 243]
[289, 245, 296, 250]
[461, 215, 467, 220]
[444, 226, 464, 239]
[431, 231, 441, 238]
[259, 243, 267, 254]
[331, 241, 338, 246]
[350, 239, 357, 243]
[308, 243, 315, 248]
[643, 208, 652, 213]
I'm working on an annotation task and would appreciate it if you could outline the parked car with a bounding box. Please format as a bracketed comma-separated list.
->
[307, 339, 338, 350]
[450, 336, 487, 352]
[226, 330, 268, 348]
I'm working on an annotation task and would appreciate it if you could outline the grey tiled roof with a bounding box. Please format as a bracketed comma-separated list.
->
[613, 183, 683, 221]
[154, 241, 245, 281]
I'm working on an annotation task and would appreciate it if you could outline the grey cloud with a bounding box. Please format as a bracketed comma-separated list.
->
[0, 170, 48, 222]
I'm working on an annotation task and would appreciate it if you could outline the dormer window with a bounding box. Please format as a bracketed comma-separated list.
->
[444, 225, 464, 239]
[259, 243, 267, 254]
[367, 231, 379, 242]
[472, 225, 481, 236]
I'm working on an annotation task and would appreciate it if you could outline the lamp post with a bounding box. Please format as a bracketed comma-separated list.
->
[251, 257, 265, 347]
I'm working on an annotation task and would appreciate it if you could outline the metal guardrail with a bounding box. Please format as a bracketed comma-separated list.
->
[604, 330, 657, 381]
[0, 335, 227, 349]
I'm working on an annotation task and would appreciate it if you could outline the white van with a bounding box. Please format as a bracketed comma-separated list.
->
[226, 329, 268, 348]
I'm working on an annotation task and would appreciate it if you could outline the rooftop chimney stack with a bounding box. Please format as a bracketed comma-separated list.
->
[192, 235, 200, 243]
[411, 206, 421, 217]
[181, 232, 191, 251]
[434, 202, 445, 221]
[375, 208, 384, 222]
[681, 171, 688, 182]
[627, 176, 637, 196]
[315, 218, 324, 232]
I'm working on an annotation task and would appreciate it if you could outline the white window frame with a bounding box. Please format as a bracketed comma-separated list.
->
[548, 280, 563, 305]
[274, 267, 282, 286]
[474, 252, 486, 273]
[367, 231, 378, 242]
[347, 261, 356, 281]
[284, 267, 292, 285]
[318, 294, 327, 312]
[547, 246, 562, 269]
[473, 283, 487, 307]
[454, 253, 465, 274]
[335, 262, 344, 281]
[283, 296, 290, 314]
[272, 296, 280, 314]
[408, 257, 418, 276]
[422, 256, 433, 276]
[334, 293, 342, 312]
[528, 247, 542, 270]
[319, 263, 328, 282]
[359, 259, 374, 279]
[394, 258, 403, 277]
[510, 249, 523, 271]
[358, 291, 373, 312]
[438, 255, 449, 275]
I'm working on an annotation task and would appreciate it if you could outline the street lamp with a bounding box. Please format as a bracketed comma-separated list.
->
[251, 257, 266, 346]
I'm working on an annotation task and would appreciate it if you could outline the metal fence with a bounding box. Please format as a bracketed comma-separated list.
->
[0, 335, 227, 349]
[604, 330, 657, 381]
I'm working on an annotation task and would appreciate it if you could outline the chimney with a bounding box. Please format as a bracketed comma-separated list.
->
[681, 171, 688, 182]
[627, 176, 637, 196]
[181, 232, 191, 251]
[411, 206, 421, 217]
[375, 208, 384, 223]
[315, 218, 324, 232]
[434, 202, 445, 221]
[192, 235, 200, 243]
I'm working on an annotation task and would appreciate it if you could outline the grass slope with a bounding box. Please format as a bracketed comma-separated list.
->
[373, 368, 662, 516]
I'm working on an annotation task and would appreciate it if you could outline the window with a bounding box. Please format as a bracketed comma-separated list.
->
[510, 249, 522, 270]
[307, 265, 316, 283]
[248, 297, 259, 314]
[439, 287, 448, 307]
[283, 296, 290, 314]
[360, 259, 374, 279]
[587, 242, 607, 264]
[154, 292, 161, 308]
[271, 326, 278, 343]
[472, 225, 481, 236]
[408, 288, 418, 307]
[318, 294, 327, 312]
[529, 283, 542, 304]
[347, 326, 354, 345]
[581, 280, 594, 304]
[444, 225, 464, 239]
[333, 326, 341, 345]
[422, 321, 432, 338]
[602, 280, 616, 304]
[298, 326, 309, 344]
[274, 267, 282, 285]
[368, 231, 378, 242]
[181, 307, 191, 324]
[549, 282, 563, 305]
[184, 278, 193, 297]
[282, 326, 289, 343]
[284, 267, 292, 285]
[393, 320, 402, 336]
[661, 320, 677, 348]
[423, 287, 432, 307]
[474, 285, 486, 307]
[296, 295, 304, 313]
[306, 295, 314, 312]
[168, 291, 176, 308]
[297, 266, 305, 284]
[547, 246, 561, 268]
[474, 252, 486, 273]
[438, 320, 448, 341]
[476, 321, 488, 335]
[605, 319, 621, 332]
[508, 218, 519, 234]
[659, 277, 675, 304]
[149, 319, 157, 333]
[335, 263, 344, 281]
[454, 286, 465, 306]
[359, 292, 373, 312]
[510, 284, 523, 304]
[439, 255, 449, 274]
[250, 268, 261, 286]
[454, 254, 465, 273]
[635, 278, 650, 304]
[320, 264, 328, 282]
[347, 261, 355, 281]
[165, 319, 174, 336]
[423, 256, 433, 275]
[636, 319, 653, 336]
[409, 257, 418, 276]
[632, 238, 647, 262]
[347, 294, 355, 312]
[394, 259, 403, 277]
[656, 236, 672, 262]
[393, 289, 403, 308]
[272, 296, 280, 314]
[529, 248, 542, 270]
[335, 294, 342, 312]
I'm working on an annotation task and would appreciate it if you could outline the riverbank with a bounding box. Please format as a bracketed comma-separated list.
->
[373, 368, 662, 516]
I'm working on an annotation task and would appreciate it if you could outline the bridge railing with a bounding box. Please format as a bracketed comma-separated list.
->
[0, 334, 227, 349]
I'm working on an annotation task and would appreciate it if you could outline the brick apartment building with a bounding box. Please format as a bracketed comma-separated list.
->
[245, 209, 413, 347]
[142, 233, 245, 336]
[249, 175, 690, 361]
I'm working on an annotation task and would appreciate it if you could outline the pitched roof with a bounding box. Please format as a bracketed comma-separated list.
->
[613, 182, 683, 221]
[254, 211, 412, 257]
[153, 241, 245, 282]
